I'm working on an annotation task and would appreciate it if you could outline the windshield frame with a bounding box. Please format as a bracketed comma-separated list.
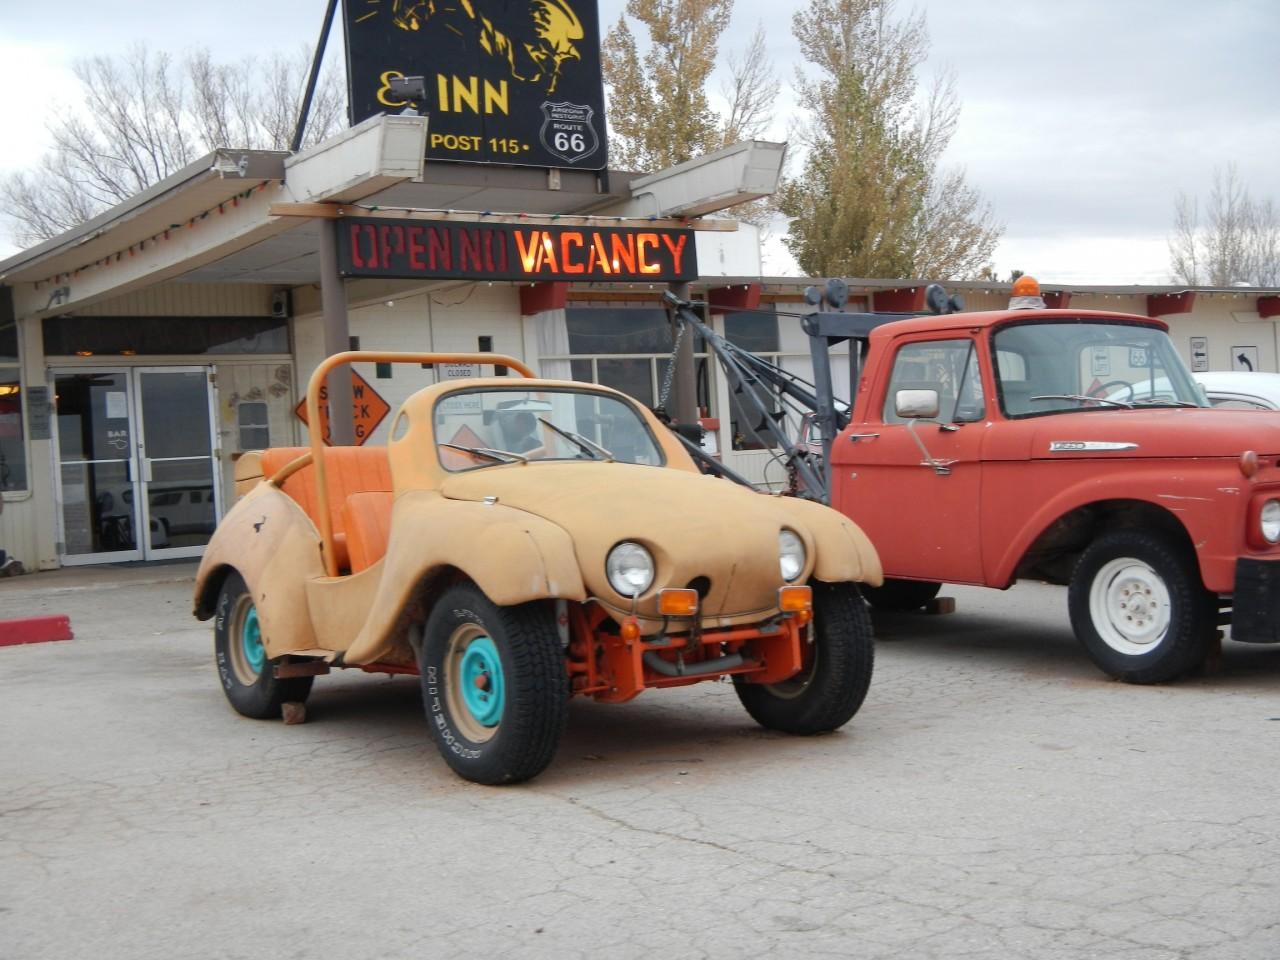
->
[431, 384, 668, 472]
[991, 318, 1207, 419]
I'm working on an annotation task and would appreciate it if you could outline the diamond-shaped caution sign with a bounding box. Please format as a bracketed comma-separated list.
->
[294, 370, 390, 446]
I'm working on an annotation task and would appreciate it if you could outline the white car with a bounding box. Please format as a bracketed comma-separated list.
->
[1102, 371, 1280, 410]
[1194, 371, 1280, 410]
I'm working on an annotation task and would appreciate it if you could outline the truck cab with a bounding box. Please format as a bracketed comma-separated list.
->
[832, 307, 1280, 683]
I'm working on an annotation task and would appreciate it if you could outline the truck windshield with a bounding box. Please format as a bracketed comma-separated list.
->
[992, 320, 1206, 417]
[434, 387, 665, 471]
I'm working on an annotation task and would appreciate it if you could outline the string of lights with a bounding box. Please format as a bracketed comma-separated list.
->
[34, 182, 275, 291]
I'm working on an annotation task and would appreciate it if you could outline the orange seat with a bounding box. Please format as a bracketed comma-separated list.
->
[342, 491, 395, 573]
[259, 447, 393, 572]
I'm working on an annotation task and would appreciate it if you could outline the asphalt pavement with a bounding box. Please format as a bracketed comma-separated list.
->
[1, 564, 1277, 960]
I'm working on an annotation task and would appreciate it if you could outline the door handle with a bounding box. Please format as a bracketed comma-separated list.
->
[143, 459, 154, 483]
[848, 433, 880, 442]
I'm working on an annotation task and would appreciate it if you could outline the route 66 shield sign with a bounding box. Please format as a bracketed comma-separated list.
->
[539, 102, 601, 165]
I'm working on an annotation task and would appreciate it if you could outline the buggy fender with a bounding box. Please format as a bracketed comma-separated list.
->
[192, 483, 325, 656]
[341, 490, 587, 664]
[767, 496, 884, 586]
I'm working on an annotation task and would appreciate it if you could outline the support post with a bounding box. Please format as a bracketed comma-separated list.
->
[319, 219, 355, 446]
[290, 0, 340, 153]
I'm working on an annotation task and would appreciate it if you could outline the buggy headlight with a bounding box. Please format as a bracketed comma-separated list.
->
[606, 541, 655, 597]
[779, 529, 806, 582]
[1261, 500, 1280, 543]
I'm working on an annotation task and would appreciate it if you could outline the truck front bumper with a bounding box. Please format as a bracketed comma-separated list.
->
[1230, 558, 1280, 644]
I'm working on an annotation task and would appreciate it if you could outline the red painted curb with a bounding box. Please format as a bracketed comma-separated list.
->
[0, 616, 74, 646]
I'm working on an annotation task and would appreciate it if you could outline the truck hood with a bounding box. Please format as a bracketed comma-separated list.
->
[1019, 409, 1280, 459]
[438, 461, 807, 618]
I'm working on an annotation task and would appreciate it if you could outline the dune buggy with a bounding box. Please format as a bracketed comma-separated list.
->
[193, 352, 882, 783]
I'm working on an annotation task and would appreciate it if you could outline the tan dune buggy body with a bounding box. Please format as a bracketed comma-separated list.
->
[193, 351, 882, 783]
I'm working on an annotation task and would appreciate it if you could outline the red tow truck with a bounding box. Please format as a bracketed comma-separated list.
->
[674, 282, 1280, 683]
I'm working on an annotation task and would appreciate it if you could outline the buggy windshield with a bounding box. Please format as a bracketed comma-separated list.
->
[434, 386, 665, 471]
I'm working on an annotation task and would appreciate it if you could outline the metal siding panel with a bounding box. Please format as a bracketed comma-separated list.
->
[83, 284, 274, 317]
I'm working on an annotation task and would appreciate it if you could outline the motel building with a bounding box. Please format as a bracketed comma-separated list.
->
[2, 115, 1280, 572]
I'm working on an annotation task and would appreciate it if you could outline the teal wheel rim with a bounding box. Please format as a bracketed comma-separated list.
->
[242, 606, 266, 675]
[458, 636, 504, 727]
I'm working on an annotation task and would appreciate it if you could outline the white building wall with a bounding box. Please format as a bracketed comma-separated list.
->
[694, 223, 762, 277]
[214, 361, 298, 505]
[1, 313, 57, 569]
[291, 284, 526, 449]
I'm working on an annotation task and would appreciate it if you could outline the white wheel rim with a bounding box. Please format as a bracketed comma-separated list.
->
[1088, 557, 1172, 655]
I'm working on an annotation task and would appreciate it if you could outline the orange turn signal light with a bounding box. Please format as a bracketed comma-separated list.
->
[1240, 450, 1259, 478]
[658, 588, 699, 617]
[778, 585, 813, 614]
[620, 616, 641, 641]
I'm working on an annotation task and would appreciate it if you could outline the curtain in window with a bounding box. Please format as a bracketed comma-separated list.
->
[530, 309, 572, 380]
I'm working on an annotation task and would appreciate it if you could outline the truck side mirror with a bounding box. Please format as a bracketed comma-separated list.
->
[895, 389, 940, 419]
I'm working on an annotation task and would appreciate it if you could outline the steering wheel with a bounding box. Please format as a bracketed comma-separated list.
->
[1091, 379, 1134, 401]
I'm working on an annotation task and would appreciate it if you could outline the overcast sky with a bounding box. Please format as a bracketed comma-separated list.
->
[1, 0, 1277, 283]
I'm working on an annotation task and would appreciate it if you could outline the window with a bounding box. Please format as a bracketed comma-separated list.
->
[433, 386, 665, 471]
[993, 320, 1204, 417]
[557, 307, 709, 413]
[43, 316, 289, 357]
[883, 339, 985, 424]
[237, 401, 271, 451]
[0, 315, 26, 491]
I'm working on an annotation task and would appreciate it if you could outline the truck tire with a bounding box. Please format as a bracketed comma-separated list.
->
[214, 571, 313, 719]
[733, 581, 875, 734]
[419, 584, 568, 785]
[1068, 530, 1216, 683]
[861, 578, 942, 612]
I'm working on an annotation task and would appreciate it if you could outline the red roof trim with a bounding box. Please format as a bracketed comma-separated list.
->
[707, 282, 762, 312]
[519, 282, 569, 315]
[872, 287, 925, 312]
[1146, 291, 1196, 317]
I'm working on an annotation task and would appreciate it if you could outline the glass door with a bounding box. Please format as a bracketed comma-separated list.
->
[54, 370, 143, 564]
[55, 366, 221, 564]
[134, 367, 221, 559]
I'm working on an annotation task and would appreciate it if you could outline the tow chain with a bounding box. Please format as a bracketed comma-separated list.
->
[657, 315, 687, 413]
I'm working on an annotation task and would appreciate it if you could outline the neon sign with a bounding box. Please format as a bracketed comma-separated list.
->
[337, 218, 697, 282]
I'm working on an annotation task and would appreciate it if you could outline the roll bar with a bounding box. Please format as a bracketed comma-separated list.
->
[303, 351, 535, 576]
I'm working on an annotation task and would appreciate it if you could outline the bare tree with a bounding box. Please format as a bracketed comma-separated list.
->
[716, 25, 782, 228]
[1169, 165, 1280, 287]
[1169, 193, 1201, 286]
[1250, 198, 1280, 287]
[2, 43, 346, 248]
[720, 26, 780, 145]
[779, 0, 1001, 279]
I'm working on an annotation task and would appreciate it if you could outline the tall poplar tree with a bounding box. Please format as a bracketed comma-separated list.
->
[778, 0, 1000, 279]
[601, 1, 779, 174]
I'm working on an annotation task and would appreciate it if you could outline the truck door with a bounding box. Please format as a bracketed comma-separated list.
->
[832, 337, 987, 584]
